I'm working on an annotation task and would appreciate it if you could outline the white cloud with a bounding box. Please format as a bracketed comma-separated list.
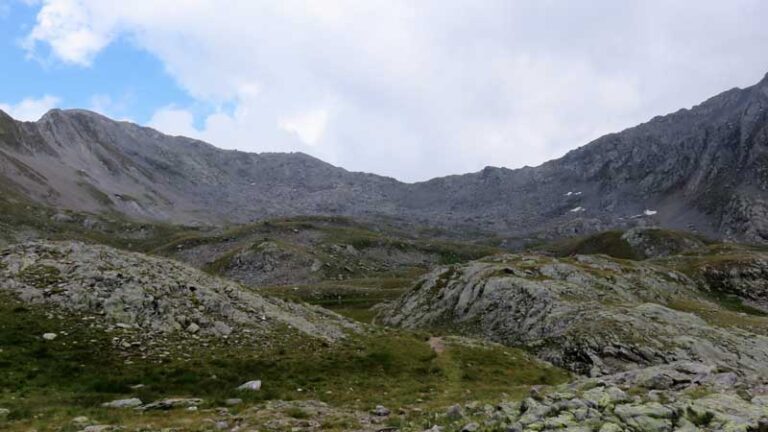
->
[88, 92, 136, 121]
[278, 109, 330, 147]
[24, 0, 113, 66]
[21, 0, 768, 181]
[0, 95, 61, 121]
[147, 106, 198, 138]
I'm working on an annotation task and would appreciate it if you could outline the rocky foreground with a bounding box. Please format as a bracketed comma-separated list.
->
[22, 361, 768, 431]
[450, 362, 768, 432]
[3, 237, 768, 430]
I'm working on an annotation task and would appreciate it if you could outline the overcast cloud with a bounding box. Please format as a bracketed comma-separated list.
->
[22, 0, 768, 182]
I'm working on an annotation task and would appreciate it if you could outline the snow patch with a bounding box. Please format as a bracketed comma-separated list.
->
[644, 209, 658, 216]
[570, 206, 585, 213]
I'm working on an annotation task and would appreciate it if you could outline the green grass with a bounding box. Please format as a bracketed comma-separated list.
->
[707, 291, 768, 316]
[0, 292, 568, 430]
[668, 297, 768, 335]
[76, 181, 114, 207]
[327, 306, 380, 324]
[284, 406, 312, 419]
[659, 253, 768, 317]
[534, 231, 640, 260]
[0, 189, 206, 254]
[17, 264, 62, 288]
[532, 228, 713, 261]
[260, 278, 411, 323]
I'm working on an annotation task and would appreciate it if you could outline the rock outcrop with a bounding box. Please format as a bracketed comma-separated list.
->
[379, 252, 768, 376]
[439, 362, 768, 432]
[0, 241, 357, 341]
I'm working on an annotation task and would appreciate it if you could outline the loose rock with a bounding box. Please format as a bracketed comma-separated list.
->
[101, 398, 142, 409]
[237, 380, 262, 391]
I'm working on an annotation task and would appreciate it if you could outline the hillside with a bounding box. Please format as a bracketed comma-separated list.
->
[4, 230, 768, 430]
[2, 73, 768, 243]
[0, 240, 568, 431]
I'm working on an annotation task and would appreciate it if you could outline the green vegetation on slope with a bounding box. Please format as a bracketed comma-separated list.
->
[0, 188, 207, 252]
[0, 292, 567, 431]
[537, 230, 640, 260]
[531, 228, 714, 260]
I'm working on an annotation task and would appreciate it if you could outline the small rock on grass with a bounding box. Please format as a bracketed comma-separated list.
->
[237, 380, 262, 391]
[446, 404, 464, 419]
[80, 426, 119, 432]
[139, 398, 203, 411]
[371, 405, 390, 416]
[101, 398, 142, 409]
[72, 416, 90, 425]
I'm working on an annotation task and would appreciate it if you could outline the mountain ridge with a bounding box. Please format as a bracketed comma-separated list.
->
[1, 73, 767, 242]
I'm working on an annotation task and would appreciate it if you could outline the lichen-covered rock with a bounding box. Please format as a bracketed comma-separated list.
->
[432, 363, 768, 432]
[0, 241, 358, 342]
[101, 398, 142, 409]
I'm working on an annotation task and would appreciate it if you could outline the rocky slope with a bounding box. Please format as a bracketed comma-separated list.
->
[2, 73, 768, 242]
[427, 362, 768, 432]
[378, 246, 768, 377]
[0, 240, 357, 343]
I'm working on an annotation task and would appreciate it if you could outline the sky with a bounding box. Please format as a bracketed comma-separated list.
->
[1, 1, 768, 182]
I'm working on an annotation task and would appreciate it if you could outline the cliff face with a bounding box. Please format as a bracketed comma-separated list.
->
[2, 73, 768, 242]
